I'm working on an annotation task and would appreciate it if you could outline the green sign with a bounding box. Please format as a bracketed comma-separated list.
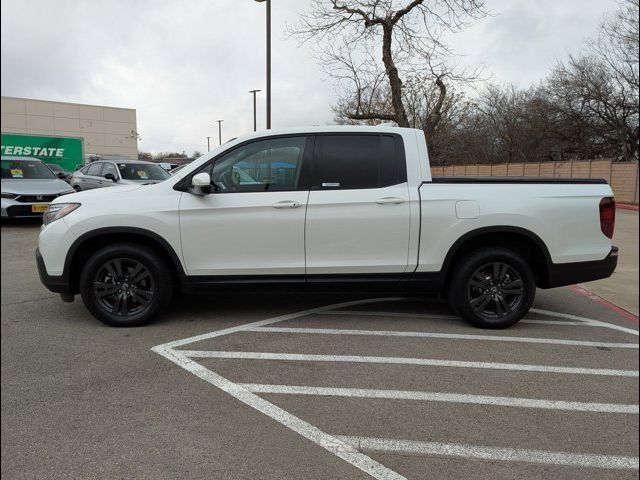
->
[0, 134, 83, 171]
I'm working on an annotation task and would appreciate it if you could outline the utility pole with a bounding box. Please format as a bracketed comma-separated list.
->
[206, 136, 211, 152]
[249, 89, 261, 131]
[216, 120, 224, 145]
[255, 0, 271, 129]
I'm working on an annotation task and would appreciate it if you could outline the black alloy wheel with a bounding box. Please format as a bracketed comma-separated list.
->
[449, 247, 535, 329]
[467, 262, 525, 319]
[93, 258, 155, 317]
[80, 243, 173, 327]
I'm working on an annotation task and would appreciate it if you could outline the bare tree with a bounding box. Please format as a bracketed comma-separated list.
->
[544, 0, 639, 161]
[293, 0, 638, 165]
[333, 75, 473, 164]
[291, 0, 487, 129]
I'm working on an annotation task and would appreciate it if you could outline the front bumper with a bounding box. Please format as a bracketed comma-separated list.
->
[2, 198, 49, 218]
[541, 246, 618, 288]
[2, 190, 75, 218]
[36, 248, 73, 296]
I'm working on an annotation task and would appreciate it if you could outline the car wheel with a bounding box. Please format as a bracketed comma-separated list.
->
[79, 243, 173, 327]
[449, 247, 535, 329]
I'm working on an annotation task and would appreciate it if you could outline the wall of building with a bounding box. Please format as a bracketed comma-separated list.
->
[1, 96, 138, 159]
[430, 160, 640, 204]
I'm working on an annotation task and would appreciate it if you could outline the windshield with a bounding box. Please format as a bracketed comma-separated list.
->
[117, 163, 171, 181]
[1, 159, 56, 180]
[170, 164, 186, 175]
[47, 163, 64, 172]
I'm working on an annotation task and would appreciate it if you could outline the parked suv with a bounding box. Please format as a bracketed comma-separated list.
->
[69, 159, 170, 191]
[36, 126, 617, 328]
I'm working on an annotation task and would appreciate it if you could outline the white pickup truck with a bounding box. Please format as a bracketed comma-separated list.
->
[36, 126, 618, 328]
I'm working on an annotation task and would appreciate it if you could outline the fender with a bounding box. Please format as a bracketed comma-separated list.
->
[63, 226, 187, 281]
[438, 225, 553, 277]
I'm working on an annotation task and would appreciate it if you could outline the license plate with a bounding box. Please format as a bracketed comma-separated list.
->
[31, 204, 49, 213]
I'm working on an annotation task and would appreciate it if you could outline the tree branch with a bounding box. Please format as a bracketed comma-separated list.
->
[347, 112, 397, 121]
[331, 1, 385, 27]
[392, 0, 425, 24]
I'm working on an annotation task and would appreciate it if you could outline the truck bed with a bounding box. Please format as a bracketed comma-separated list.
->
[429, 176, 607, 184]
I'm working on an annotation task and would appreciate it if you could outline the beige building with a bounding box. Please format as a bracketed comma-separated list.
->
[1, 96, 138, 160]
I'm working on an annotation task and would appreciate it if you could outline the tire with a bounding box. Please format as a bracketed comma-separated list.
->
[79, 243, 173, 327]
[449, 247, 535, 329]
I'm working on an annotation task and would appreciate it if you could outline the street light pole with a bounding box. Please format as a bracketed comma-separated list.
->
[216, 120, 223, 145]
[249, 89, 261, 131]
[206, 136, 211, 152]
[266, 0, 271, 129]
[255, 0, 271, 129]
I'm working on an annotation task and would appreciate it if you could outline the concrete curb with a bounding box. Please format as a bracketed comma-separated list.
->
[618, 204, 639, 211]
[569, 285, 639, 325]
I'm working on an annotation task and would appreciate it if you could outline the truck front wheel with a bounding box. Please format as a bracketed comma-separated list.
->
[449, 247, 536, 329]
[79, 243, 173, 327]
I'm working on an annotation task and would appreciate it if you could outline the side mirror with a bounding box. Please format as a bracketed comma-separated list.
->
[56, 172, 66, 179]
[190, 172, 212, 195]
[104, 173, 117, 182]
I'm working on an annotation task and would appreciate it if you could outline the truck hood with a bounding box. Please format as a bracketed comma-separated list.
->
[1, 178, 73, 195]
[52, 184, 143, 204]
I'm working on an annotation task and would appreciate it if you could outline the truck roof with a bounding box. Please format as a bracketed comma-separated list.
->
[241, 125, 414, 137]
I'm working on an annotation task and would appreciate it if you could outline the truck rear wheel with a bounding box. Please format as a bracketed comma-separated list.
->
[79, 243, 173, 327]
[449, 247, 535, 329]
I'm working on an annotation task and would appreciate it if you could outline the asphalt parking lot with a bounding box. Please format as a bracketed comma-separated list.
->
[2, 220, 638, 480]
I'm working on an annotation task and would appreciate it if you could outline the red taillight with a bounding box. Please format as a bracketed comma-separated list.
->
[599, 197, 615, 239]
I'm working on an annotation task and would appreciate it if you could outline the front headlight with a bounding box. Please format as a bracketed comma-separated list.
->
[43, 203, 81, 226]
[1, 192, 18, 199]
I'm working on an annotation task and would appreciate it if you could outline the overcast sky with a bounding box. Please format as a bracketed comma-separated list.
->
[1, 0, 619, 154]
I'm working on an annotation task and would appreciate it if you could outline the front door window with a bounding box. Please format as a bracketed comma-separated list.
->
[205, 137, 306, 192]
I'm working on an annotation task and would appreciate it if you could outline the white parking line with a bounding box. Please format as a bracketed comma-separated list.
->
[159, 297, 408, 349]
[154, 346, 406, 480]
[153, 298, 640, 478]
[530, 308, 640, 337]
[326, 309, 638, 332]
[153, 298, 413, 480]
[322, 310, 459, 320]
[240, 384, 639, 414]
[323, 310, 593, 326]
[245, 326, 639, 349]
[181, 350, 640, 377]
[335, 436, 639, 471]
[520, 319, 592, 326]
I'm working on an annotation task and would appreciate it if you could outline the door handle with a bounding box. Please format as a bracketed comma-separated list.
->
[375, 197, 405, 205]
[271, 200, 302, 209]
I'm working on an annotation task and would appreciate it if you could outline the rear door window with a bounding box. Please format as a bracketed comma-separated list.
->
[312, 134, 406, 190]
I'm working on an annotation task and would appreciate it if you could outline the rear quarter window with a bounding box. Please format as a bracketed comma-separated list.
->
[86, 163, 103, 176]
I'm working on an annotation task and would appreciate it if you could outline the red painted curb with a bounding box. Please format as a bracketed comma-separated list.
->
[569, 284, 639, 325]
[617, 203, 639, 211]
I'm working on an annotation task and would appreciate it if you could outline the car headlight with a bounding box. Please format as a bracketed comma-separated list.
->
[1, 192, 18, 199]
[43, 203, 81, 226]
